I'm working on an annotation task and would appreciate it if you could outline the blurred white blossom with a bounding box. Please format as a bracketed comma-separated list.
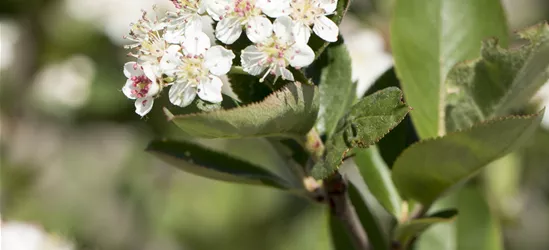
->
[0, 19, 21, 71]
[1, 221, 74, 250]
[31, 55, 95, 112]
[339, 15, 393, 97]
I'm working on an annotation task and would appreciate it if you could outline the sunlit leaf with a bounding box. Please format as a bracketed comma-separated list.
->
[392, 111, 544, 205]
[391, 0, 508, 138]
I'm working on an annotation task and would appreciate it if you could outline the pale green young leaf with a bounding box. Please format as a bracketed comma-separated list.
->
[311, 87, 410, 179]
[391, 0, 508, 138]
[165, 82, 319, 139]
[392, 111, 544, 205]
[354, 146, 402, 218]
[446, 22, 549, 131]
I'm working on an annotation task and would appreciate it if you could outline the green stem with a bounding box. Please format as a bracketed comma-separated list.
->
[290, 68, 312, 85]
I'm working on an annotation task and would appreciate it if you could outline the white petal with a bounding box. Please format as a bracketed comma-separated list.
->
[273, 16, 295, 44]
[123, 79, 137, 99]
[288, 43, 315, 67]
[205, 45, 235, 75]
[215, 16, 243, 44]
[198, 76, 223, 103]
[160, 45, 182, 75]
[257, 0, 290, 18]
[313, 15, 338, 42]
[142, 64, 158, 84]
[183, 31, 211, 56]
[186, 14, 204, 33]
[241, 45, 268, 76]
[169, 82, 197, 107]
[278, 67, 294, 81]
[206, 0, 230, 21]
[164, 27, 185, 44]
[293, 22, 311, 44]
[135, 97, 154, 117]
[245, 15, 273, 43]
[123, 62, 143, 78]
[320, 0, 337, 14]
[147, 82, 161, 97]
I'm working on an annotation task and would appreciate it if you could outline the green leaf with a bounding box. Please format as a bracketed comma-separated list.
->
[354, 146, 402, 218]
[364, 67, 420, 168]
[309, 0, 351, 57]
[165, 81, 319, 139]
[391, 111, 544, 205]
[329, 183, 390, 250]
[394, 209, 458, 248]
[311, 87, 411, 179]
[446, 22, 549, 131]
[456, 186, 503, 250]
[146, 139, 292, 189]
[391, 0, 508, 138]
[318, 41, 356, 138]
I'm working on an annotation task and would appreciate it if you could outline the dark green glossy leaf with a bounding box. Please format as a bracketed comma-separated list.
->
[391, 0, 508, 138]
[446, 22, 549, 131]
[392, 111, 544, 205]
[165, 81, 319, 139]
[311, 87, 411, 179]
[146, 139, 292, 189]
[354, 147, 402, 219]
[394, 209, 458, 247]
[318, 41, 356, 138]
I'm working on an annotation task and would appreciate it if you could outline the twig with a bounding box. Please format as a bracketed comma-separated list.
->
[325, 173, 371, 250]
[304, 129, 370, 250]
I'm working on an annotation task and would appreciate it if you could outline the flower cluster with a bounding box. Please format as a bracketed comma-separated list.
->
[122, 0, 339, 116]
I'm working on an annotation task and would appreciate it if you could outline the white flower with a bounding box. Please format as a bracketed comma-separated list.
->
[207, 0, 291, 44]
[164, 0, 208, 43]
[160, 32, 235, 107]
[124, 10, 170, 63]
[241, 16, 314, 82]
[122, 62, 162, 116]
[289, 0, 338, 44]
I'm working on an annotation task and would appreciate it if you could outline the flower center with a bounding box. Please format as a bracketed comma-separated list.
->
[178, 55, 208, 86]
[226, 0, 261, 20]
[255, 38, 294, 81]
[171, 0, 200, 11]
[290, 0, 325, 25]
[131, 75, 153, 98]
[125, 12, 168, 61]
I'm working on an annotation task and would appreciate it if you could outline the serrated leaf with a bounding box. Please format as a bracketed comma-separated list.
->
[309, 0, 351, 57]
[318, 41, 356, 138]
[311, 87, 411, 179]
[146, 139, 292, 189]
[394, 209, 458, 248]
[165, 81, 319, 139]
[391, 0, 508, 138]
[446, 22, 549, 131]
[392, 110, 544, 205]
[364, 67, 420, 168]
[354, 147, 402, 219]
[329, 183, 390, 250]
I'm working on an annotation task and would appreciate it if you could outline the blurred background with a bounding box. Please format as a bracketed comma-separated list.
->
[1, 0, 549, 249]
